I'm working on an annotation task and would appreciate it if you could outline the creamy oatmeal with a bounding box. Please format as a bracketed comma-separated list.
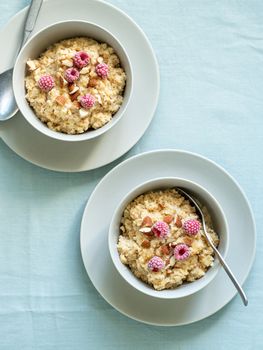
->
[117, 189, 219, 291]
[25, 37, 126, 134]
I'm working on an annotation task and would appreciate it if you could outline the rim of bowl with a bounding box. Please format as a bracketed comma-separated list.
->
[13, 20, 133, 142]
[108, 177, 229, 299]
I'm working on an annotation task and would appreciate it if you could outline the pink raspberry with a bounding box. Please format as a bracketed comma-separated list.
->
[64, 68, 80, 83]
[174, 243, 190, 261]
[148, 256, 165, 272]
[73, 51, 90, 69]
[151, 221, 169, 239]
[80, 94, 95, 109]
[95, 63, 109, 78]
[38, 75, 55, 92]
[183, 219, 201, 236]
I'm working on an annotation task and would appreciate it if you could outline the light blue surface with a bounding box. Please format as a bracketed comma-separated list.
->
[0, 0, 262, 349]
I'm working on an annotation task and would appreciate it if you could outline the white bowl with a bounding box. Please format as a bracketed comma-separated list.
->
[109, 177, 229, 299]
[13, 20, 133, 142]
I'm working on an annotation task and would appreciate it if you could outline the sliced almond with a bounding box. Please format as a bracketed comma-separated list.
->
[70, 90, 80, 101]
[72, 101, 81, 109]
[166, 269, 172, 275]
[88, 78, 98, 88]
[68, 83, 74, 92]
[97, 57, 103, 63]
[26, 60, 38, 72]
[175, 216, 182, 228]
[169, 256, 176, 267]
[95, 94, 102, 105]
[55, 95, 67, 106]
[163, 215, 173, 224]
[58, 74, 67, 88]
[183, 237, 193, 246]
[68, 85, 79, 95]
[165, 258, 170, 266]
[139, 227, 152, 233]
[61, 59, 73, 67]
[161, 245, 170, 255]
[141, 240, 150, 248]
[79, 108, 89, 118]
[79, 67, 90, 75]
[141, 216, 152, 227]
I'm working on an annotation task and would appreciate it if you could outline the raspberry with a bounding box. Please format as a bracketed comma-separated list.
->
[152, 221, 169, 239]
[174, 243, 190, 261]
[64, 68, 79, 83]
[95, 63, 109, 79]
[148, 256, 165, 272]
[80, 94, 95, 109]
[183, 219, 201, 236]
[38, 75, 55, 92]
[73, 51, 90, 69]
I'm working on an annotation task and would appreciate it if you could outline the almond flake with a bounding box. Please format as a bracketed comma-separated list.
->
[183, 237, 193, 246]
[88, 78, 98, 88]
[58, 74, 67, 88]
[95, 94, 102, 105]
[55, 95, 67, 106]
[79, 108, 89, 118]
[141, 240, 150, 248]
[139, 227, 152, 233]
[175, 216, 182, 228]
[70, 90, 80, 101]
[170, 256, 176, 267]
[141, 216, 153, 227]
[161, 245, 170, 255]
[79, 67, 90, 75]
[163, 215, 174, 224]
[72, 101, 81, 109]
[26, 60, 38, 72]
[68, 85, 79, 95]
[61, 59, 73, 67]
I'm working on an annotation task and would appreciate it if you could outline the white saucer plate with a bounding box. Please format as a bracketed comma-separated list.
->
[80, 149, 256, 326]
[0, 0, 159, 172]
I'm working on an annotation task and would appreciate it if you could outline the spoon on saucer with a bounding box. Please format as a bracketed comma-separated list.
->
[0, 0, 43, 121]
[177, 187, 248, 306]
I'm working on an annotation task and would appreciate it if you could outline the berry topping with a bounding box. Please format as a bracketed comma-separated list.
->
[183, 219, 201, 236]
[73, 51, 90, 69]
[64, 68, 80, 83]
[148, 256, 165, 272]
[80, 94, 96, 109]
[38, 75, 55, 92]
[151, 221, 170, 239]
[95, 63, 109, 78]
[174, 243, 190, 261]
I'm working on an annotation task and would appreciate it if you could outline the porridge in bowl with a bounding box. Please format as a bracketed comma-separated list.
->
[25, 37, 126, 134]
[117, 189, 219, 291]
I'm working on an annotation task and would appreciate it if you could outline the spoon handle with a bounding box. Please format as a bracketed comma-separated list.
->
[21, 0, 43, 47]
[207, 237, 248, 306]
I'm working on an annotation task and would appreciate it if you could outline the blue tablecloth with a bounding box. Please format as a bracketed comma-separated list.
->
[0, 1, 262, 349]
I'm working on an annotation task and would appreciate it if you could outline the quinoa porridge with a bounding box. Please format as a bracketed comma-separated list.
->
[25, 37, 126, 134]
[117, 189, 219, 291]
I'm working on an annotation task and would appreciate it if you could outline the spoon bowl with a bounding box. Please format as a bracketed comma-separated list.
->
[0, 69, 18, 121]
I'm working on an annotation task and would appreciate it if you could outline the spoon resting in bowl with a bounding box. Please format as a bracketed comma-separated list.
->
[177, 187, 248, 306]
[0, 0, 43, 121]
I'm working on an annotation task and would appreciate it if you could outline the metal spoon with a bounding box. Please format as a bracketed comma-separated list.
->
[177, 187, 248, 306]
[0, 0, 43, 121]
